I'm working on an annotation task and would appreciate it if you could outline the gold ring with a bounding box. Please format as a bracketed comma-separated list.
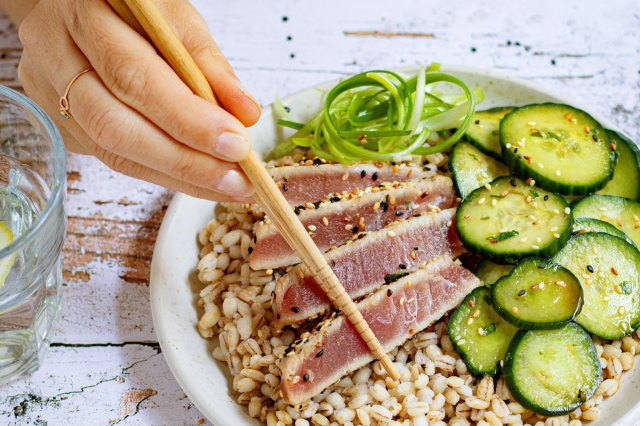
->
[59, 66, 93, 119]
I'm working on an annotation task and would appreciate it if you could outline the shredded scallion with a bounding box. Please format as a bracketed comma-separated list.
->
[268, 65, 482, 162]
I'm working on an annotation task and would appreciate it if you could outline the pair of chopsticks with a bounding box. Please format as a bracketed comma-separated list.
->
[106, 0, 399, 381]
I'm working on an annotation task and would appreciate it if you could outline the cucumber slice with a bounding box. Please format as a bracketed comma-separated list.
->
[596, 131, 640, 200]
[475, 259, 514, 285]
[448, 287, 518, 377]
[573, 217, 636, 248]
[572, 194, 640, 248]
[491, 257, 583, 330]
[449, 141, 511, 198]
[553, 233, 640, 339]
[500, 103, 615, 195]
[504, 323, 601, 416]
[464, 107, 514, 159]
[456, 176, 573, 264]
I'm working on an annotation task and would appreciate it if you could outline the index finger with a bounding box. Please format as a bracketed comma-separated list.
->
[66, 0, 251, 162]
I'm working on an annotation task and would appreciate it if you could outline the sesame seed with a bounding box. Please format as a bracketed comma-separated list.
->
[564, 207, 571, 214]
[553, 209, 560, 214]
[584, 126, 591, 134]
[592, 247, 598, 254]
[529, 179, 536, 187]
[633, 214, 640, 222]
[518, 138, 526, 147]
[555, 281, 566, 287]
[467, 318, 474, 325]
[532, 244, 540, 249]
[477, 327, 485, 336]
[373, 201, 380, 210]
[554, 233, 560, 239]
[322, 217, 329, 226]
[305, 202, 315, 209]
[619, 307, 626, 315]
[387, 231, 396, 237]
[308, 225, 317, 231]
[556, 170, 561, 176]
[399, 297, 405, 306]
[551, 226, 558, 231]
[345, 224, 353, 231]
[501, 190, 509, 197]
[615, 285, 623, 294]
[491, 199, 497, 206]
[484, 184, 492, 190]
[505, 143, 512, 149]
[603, 296, 611, 301]
[473, 309, 480, 318]
[538, 162, 545, 168]
[458, 339, 466, 345]
[478, 197, 486, 205]
[341, 172, 349, 181]
[528, 121, 537, 126]
[511, 306, 519, 313]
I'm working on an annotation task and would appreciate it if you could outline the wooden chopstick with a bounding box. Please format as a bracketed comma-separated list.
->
[107, 0, 400, 381]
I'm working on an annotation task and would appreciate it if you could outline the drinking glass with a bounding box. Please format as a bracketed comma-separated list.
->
[0, 85, 66, 384]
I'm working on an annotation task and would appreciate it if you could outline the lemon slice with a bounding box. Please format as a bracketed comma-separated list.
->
[0, 222, 15, 288]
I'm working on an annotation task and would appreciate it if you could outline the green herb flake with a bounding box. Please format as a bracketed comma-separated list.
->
[621, 281, 632, 295]
[531, 131, 543, 138]
[487, 230, 519, 243]
[547, 131, 562, 141]
[480, 216, 490, 220]
[530, 189, 539, 198]
[384, 272, 409, 285]
[483, 323, 497, 336]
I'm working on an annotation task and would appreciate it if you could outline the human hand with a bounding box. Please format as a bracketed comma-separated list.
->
[17, 0, 260, 202]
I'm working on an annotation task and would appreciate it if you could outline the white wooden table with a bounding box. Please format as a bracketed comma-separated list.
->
[0, 0, 638, 424]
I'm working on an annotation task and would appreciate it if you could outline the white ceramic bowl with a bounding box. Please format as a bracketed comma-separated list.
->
[150, 66, 640, 426]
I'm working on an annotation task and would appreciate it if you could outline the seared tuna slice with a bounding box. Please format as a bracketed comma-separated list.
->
[269, 163, 432, 205]
[273, 208, 464, 325]
[279, 256, 481, 404]
[250, 175, 456, 269]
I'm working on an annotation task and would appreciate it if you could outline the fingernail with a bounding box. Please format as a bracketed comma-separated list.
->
[236, 80, 262, 114]
[214, 132, 250, 161]
[215, 169, 254, 196]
